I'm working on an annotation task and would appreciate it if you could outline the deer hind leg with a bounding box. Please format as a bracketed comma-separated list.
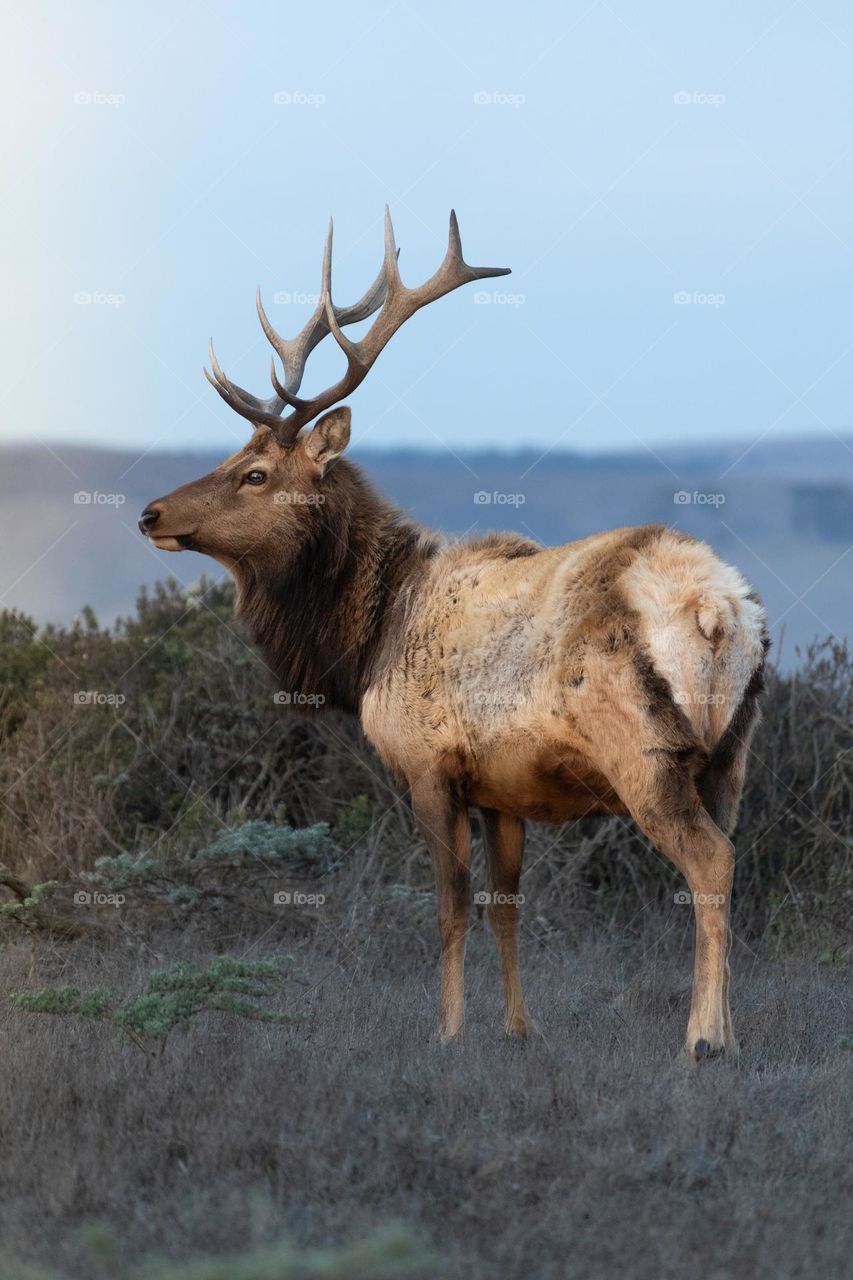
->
[480, 808, 531, 1036]
[693, 695, 759, 1052]
[410, 774, 471, 1042]
[638, 762, 735, 1057]
[694, 746, 752, 1050]
[593, 738, 737, 1058]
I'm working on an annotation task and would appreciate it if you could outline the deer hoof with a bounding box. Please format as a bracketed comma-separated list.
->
[692, 1037, 726, 1061]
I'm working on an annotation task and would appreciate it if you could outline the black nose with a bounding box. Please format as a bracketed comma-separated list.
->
[138, 507, 160, 535]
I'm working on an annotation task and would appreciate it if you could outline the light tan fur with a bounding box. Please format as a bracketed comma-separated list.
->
[363, 527, 763, 816]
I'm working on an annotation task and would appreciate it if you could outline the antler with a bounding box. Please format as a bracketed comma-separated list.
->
[205, 207, 510, 441]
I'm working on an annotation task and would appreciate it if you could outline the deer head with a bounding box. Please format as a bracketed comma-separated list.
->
[139, 209, 509, 574]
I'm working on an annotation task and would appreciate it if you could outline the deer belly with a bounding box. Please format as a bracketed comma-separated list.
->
[468, 747, 628, 823]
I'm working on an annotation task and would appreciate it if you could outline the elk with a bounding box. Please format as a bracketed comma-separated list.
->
[140, 209, 768, 1060]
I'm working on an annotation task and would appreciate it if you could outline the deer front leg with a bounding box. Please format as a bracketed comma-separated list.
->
[411, 775, 471, 1042]
[480, 808, 531, 1036]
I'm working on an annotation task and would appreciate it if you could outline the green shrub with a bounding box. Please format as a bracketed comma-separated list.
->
[11, 956, 296, 1054]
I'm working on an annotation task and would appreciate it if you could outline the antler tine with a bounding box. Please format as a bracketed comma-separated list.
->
[255, 217, 395, 397]
[318, 207, 511, 392]
[204, 339, 294, 430]
[382, 205, 404, 296]
[416, 208, 511, 299]
[206, 210, 510, 440]
[320, 218, 369, 370]
[212, 219, 394, 438]
[268, 354, 309, 409]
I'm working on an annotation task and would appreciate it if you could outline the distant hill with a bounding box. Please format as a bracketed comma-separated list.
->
[2, 434, 852, 666]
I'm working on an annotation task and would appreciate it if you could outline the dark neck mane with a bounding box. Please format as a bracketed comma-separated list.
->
[235, 461, 438, 714]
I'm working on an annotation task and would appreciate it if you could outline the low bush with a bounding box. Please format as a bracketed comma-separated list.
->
[0, 577, 851, 949]
[11, 955, 296, 1054]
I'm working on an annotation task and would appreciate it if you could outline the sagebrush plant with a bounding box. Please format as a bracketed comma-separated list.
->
[11, 956, 296, 1054]
[0, 869, 101, 942]
[80, 820, 337, 919]
[0, 877, 60, 930]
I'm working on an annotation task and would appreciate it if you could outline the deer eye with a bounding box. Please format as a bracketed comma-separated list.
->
[242, 470, 267, 486]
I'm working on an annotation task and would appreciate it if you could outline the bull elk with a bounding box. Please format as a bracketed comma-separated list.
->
[140, 210, 768, 1059]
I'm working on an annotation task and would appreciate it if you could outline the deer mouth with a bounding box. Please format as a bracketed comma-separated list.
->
[149, 532, 196, 552]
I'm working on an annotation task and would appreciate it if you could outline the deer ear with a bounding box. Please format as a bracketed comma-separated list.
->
[303, 407, 351, 475]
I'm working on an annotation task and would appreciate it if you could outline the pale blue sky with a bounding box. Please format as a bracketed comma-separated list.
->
[2, 0, 853, 455]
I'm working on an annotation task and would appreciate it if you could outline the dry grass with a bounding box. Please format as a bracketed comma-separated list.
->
[0, 887, 850, 1279]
